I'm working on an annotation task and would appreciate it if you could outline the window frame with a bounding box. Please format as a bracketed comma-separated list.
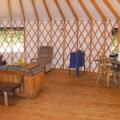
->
[0, 27, 24, 53]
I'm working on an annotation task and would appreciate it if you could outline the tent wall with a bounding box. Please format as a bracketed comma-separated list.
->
[0, 20, 119, 72]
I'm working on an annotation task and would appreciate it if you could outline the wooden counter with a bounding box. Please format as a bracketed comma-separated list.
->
[0, 63, 45, 98]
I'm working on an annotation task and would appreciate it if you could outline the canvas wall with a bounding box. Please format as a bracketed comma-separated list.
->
[0, 20, 119, 72]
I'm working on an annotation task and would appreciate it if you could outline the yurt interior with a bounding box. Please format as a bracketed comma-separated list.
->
[0, 0, 120, 119]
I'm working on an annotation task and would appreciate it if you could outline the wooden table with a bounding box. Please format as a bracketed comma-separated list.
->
[0, 82, 21, 106]
[0, 63, 45, 98]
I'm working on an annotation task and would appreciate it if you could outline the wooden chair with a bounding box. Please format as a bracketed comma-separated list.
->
[96, 53, 117, 87]
[31, 46, 53, 72]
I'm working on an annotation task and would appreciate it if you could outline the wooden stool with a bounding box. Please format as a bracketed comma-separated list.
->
[0, 82, 21, 106]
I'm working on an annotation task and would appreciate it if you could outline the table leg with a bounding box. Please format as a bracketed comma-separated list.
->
[17, 76, 24, 93]
[3, 91, 8, 106]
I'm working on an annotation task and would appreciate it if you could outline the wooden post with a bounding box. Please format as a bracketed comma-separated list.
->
[50, 20, 53, 46]
[37, 20, 39, 55]
[89, 21, 93, 72]
[24, 21, 27, 63]
[63, 20, 66, 69]
[103, 20, 107, 53]
[76, 20, 79, 50]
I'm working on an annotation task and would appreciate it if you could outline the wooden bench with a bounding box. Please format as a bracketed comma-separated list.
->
[0, 82, 21, 106]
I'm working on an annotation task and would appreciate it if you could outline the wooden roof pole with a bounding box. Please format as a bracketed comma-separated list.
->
[53, 0, 65, 20]
[19, 0, 26, 21]
[42, 0, 52, 21]
[66, 0, 79, 21]
[19, 0, 26, 61]
[7, 0, 13, 62]
[103, 0, 120, 20]
[7, 0, 12, 21]
[117, 0, 120, 4]
[31, 0, 39, 21]
[31, 0, 39, 61]
[77, 0, 93, 21]
[90, 0, 107, 20]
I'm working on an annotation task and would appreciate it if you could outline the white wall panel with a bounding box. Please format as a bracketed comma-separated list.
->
[35, 0, 48, 20]
[52, 20, 64, 68]
[96, 0, 115, 20]
[0, 0, 9, 20]
[46, 0, 61, 20]
[11, 0, 22, 20]
[83, 0, 102, 20]
[71, 0, 88, 20]
[25, 21, 38, 63]
[22, 0, 35, 20]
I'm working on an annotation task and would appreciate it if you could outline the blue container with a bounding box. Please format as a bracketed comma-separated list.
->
[69, 50, 85, 77]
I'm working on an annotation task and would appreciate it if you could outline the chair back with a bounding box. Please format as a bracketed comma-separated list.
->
[98, 53, 111, 73]
[38, 46, 53, 65]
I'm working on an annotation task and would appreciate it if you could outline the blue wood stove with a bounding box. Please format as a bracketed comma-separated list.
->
[69, 50, 85, 77]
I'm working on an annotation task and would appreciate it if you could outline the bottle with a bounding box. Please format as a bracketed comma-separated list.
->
[18, 57, 23, 65]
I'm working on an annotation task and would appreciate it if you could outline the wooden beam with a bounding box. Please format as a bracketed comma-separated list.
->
[77, 0, 93, 21]
[117, 0, 120, 4]
[19, 0, 26, 21]
[90, 0, 107, 20]
[63, 21, 66, 69]
[66, 0, 79, 20]
[89, 21, 93, 71]
[103, 21, 107, 52]
[31, 0, 39, 21]
[103, 0, 120, 20]
[53, 0, 65, 20]
[76, 21, 79, 50]
[42, 0, 52, 21]
[7, 0, 12, 21]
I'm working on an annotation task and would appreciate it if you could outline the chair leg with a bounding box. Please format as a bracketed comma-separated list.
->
[96, 72, 102, 85]
[84, 65, 85, 74]
[76, 68, 79, 77]
[3, 91, 8, 106]
[114, 72, 117, 87]
[106, 73, 110, 88]
[69, 68, 71, 76]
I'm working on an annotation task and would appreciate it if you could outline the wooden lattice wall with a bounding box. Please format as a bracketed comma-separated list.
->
[0, 20, 120, 72]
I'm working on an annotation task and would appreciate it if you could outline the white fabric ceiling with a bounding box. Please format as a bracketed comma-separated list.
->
[0, 0, 119, 20]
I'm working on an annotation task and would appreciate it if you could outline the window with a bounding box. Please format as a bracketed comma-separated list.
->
[0, 27, 24, 53]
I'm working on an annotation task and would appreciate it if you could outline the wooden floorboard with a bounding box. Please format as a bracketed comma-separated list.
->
[0, 69, 120, 120]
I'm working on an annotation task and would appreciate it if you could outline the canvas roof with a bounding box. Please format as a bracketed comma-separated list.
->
[0, 0, 119, 20]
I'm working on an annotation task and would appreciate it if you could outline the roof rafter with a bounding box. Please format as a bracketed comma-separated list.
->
[77, 0, 93, 21]
[31, 0, 39, 21]
[66, 0, 79, 20]
[42, 0, 52, 21]
[19, 0, 26, 21]
[103, 0, 120, 20]
[90, 0, 107, 20]
[7, 0, 12, 21]
[117, 0, 120, 4]
[54, 0, 65, 20]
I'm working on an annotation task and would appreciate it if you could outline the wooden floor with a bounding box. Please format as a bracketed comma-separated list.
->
[0, 70, 120, 120]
